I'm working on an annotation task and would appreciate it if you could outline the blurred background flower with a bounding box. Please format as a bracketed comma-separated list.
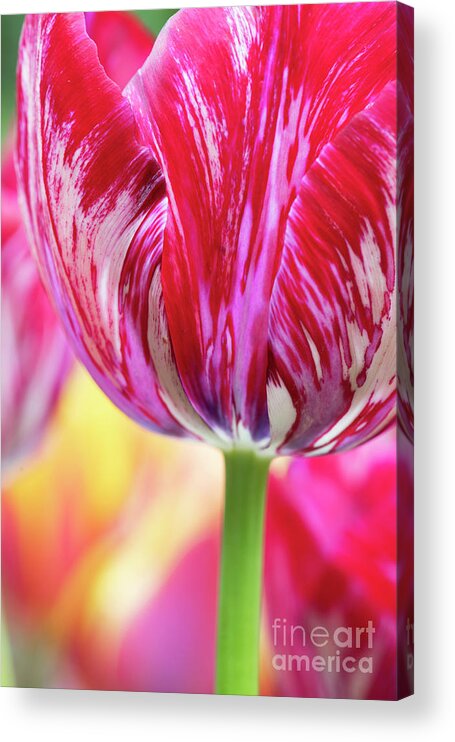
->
[1, 138, 72, 474]
[264, 429, 409, 700]
[2, 366, 224, 691]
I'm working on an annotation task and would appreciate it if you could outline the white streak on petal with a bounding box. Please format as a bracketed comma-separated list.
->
[314, 290, 396, 450]
[147, 268, 223, 446]
[301, 325, 323, 383]
[266, 377, 297, 451]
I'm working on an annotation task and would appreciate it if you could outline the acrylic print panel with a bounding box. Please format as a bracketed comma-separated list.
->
[1, 3, 414, 700]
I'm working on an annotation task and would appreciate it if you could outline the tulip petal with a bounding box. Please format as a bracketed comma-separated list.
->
[267, 84, 397, 454]
[16, 13, 215, 442]
[397, 5, 414, 443]
[125, 3, 397, 444]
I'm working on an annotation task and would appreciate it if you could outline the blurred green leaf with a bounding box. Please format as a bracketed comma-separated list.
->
[134, 9, 177, 36]
[1, 14, 24, 140]
[0, 10, 178, 141]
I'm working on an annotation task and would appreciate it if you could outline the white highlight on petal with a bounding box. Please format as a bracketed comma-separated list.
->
[266, 376, 297, 451]
[359, 220, 389, 324]
[314, 289, 396, 451]
[146, 268, 223, 446]
[302, 325, 323, 382]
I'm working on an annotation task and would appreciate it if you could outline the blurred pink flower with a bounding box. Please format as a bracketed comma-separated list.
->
[264, 428, 411, 699]
[83, 11, 153, 88]
[1, 142, 71, 472]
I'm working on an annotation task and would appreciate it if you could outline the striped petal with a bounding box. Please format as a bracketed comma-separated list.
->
[16, 13, 215, 443]
[397, 5, 414, 443]
[125, 3, 397, 445]
[267, 84, 397, 455]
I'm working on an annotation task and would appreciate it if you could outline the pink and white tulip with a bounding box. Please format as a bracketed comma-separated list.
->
[16, 5, 406, 455]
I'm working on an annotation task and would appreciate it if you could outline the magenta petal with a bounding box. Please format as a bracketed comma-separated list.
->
[16, 13, 213, 442]
[268, 84, 397, 454]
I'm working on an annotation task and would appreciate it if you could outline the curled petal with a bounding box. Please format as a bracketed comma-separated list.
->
[125, 3, 398, 445]
[16, 13, 214, 443]
[268, 85, 397, 454]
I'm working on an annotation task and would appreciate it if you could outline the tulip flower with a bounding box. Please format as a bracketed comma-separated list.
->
[1, 140, 71, 474]
[16, 5, 412, 694]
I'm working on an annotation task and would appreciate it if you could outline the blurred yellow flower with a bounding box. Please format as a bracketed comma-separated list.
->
[2, 365, 224, 689]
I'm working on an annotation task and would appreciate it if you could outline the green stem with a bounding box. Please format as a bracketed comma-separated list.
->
[216, 449, 271, 695]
